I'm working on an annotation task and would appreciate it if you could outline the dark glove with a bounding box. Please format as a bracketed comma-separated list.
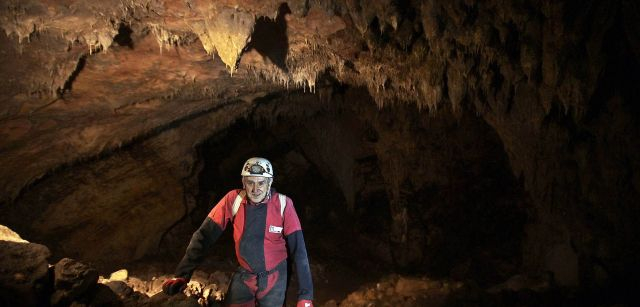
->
[297, 299, 313, 307]
[162, 277, 187, 295]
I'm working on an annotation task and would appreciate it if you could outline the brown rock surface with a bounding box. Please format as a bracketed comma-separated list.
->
[51, 258, 99, 306]
[0, 1, 638, 305]
[0, 225, 51, 306]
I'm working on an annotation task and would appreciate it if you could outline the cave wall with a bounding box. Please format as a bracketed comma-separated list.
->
[0, 0, 638, 294]
[330, 0, 640, 290]
[470, 9, 640, 290]
[0, 100, 254, 268]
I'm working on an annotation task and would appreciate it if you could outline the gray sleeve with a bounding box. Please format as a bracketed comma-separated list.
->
[286, 230, 314, 301]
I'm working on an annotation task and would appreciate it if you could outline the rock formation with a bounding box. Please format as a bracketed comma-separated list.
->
[1, 0, 638, 305]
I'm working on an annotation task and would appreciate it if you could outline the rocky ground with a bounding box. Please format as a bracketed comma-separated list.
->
[2, 224, 607, 307]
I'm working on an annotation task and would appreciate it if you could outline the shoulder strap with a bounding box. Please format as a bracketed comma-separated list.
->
[278, 193, 287, 217]
[232, 190, 246, 216]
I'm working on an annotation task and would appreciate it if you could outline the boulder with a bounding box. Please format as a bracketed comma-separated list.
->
[109, 269, 129, 282]
[51, 258, 99, 306]
[0, 224, 51, 306]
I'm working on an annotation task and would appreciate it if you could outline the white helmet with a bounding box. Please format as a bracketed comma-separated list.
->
[241, 157, 274, 178]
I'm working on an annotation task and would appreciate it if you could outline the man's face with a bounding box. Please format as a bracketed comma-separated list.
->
[243, 176, 271, 203]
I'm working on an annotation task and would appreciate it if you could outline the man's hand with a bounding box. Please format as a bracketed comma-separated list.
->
[297, 299, 313, 307]
[162, 277, 187, 295]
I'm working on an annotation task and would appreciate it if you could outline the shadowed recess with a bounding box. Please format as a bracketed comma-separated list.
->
[246, 3, 291, 72]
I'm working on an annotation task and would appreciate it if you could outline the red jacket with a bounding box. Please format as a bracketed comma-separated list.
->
[175, 189, 313, 301]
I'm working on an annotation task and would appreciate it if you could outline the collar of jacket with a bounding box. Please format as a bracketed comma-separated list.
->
[246, 188, 276, 205]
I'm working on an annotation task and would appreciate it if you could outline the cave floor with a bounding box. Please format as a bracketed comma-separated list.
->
[116, 228, 385, 306]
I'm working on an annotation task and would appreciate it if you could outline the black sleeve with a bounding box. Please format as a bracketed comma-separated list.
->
[174, 217, 223, 279]
[285, 230, 314, 301]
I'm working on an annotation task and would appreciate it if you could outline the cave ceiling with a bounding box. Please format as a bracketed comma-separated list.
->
[0, 0, 353, 201]
[1, 0, 638, 206]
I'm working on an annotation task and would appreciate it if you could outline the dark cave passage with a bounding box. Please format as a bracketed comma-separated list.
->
[167, 87, 530, 304]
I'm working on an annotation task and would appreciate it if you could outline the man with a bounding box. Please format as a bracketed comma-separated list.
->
[162, 157, 314, 307]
